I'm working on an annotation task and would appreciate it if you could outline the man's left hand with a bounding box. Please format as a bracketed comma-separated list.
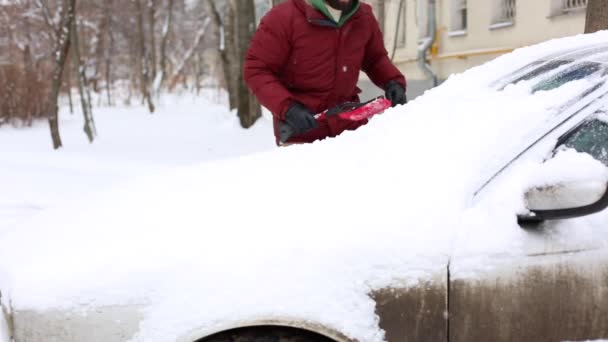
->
[385, 80, 407, 107]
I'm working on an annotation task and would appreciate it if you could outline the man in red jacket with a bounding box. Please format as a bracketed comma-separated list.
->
[244, 0, 407, 145]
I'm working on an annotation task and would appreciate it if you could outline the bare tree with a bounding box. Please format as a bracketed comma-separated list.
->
[103, 0, 114, 105]
[585, 0, 608, 33]
[22, 0, 43, 123]
[205, 0, 239, 109]
[224, 2, 239, 111]
[148, 0, 157, 81]
[168, 16, 210, 89]
[134, 0, 155, 113]
[233, 0, 261, 128]
[46, 0, 76, 149]
[158, 0, 174, 89]
[3, 0, 272, 137]
[71, 17, 96, 142]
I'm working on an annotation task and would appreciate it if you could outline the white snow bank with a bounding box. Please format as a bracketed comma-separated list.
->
[0, 93, 274, 232]
[2, 32, 608, 342]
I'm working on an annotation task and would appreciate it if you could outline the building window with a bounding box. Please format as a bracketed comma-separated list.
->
[490, 0, 516, 28]
[550, 0, 587, 16]
[450, 0, 467, 34]
[562, 0, 587, 12]
[396, 2, 406, 48]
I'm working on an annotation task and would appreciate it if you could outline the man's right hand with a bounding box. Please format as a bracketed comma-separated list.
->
[284, 102, 318, 135]
[385, 80, 407, 107]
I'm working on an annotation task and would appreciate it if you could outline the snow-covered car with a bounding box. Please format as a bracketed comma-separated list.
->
[2, 32, 608, 342]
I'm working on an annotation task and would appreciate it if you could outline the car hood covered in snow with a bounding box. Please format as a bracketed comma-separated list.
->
[2, 32, 608, 342]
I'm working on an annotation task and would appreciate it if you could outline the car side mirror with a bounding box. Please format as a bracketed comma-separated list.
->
[518, 149, 608, 224]
[518, 180, 608, 224]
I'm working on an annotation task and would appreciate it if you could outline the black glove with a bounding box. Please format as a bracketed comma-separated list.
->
[284, 102, 318, 135]
[385, 80, 407, 107]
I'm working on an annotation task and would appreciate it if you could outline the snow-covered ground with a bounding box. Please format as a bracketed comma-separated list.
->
[0, 92, 275, 232]
[0, 309, 9, 342]
[2, 32, 608, 342]
[0, 92, 275, 341]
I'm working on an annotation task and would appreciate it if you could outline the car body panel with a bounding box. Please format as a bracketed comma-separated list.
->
[372, 275, 447, 342]
[11, 307, 359, 342]
[12, 305, 143, 342]
[450, 249, 608, 342]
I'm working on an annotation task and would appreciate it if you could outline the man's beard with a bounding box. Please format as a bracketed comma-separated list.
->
[325, 0, 353, 11]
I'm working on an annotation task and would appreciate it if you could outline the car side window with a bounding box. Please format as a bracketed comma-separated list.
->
[509, 60, 572, 86]
[494, 60, 571, 90]
[532, 62, 604, 93]
[556, 116, 608, 166]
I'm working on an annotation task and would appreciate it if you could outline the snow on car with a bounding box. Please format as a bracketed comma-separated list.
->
[2, 31, 608, 342]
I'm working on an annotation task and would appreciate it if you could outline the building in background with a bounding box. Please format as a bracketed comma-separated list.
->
[360, 0, 588, 100]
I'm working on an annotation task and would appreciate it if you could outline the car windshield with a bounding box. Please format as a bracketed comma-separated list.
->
[559, 118, 608, 166]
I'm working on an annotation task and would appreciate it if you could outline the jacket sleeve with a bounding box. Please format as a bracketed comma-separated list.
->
[361, 12, 407, 91]
[243, 7, 294, 120]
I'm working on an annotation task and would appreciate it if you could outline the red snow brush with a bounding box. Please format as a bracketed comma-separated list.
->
[279, 96, 392, 144]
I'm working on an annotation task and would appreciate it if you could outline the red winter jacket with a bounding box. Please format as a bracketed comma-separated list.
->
[243, 0, 406, 144]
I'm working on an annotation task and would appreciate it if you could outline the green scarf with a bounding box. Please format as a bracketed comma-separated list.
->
[310, 0, 360, 27]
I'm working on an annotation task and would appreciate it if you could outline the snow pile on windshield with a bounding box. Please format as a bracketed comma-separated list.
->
[2, 31, 608, 342]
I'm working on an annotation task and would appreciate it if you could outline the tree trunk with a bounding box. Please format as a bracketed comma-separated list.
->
[159, 0, 175, 89]
[233, 0, 261, 128]
[92, 0, 110, 93]
[225, 1, 239, 110]
[134, 0, 155, 113]
[585, 0, 608, 33]
[22, 2, 39, 123]
[66, 64, 74, 114]
[148, 0, 157, 82]
[168, 18, 210, 89]
[205, 0, 235, 107]
[47, 0, 76, 149]
[104, 0, 114, 106]
[195, 52, 202, 94]
[71, 18, 96, 142]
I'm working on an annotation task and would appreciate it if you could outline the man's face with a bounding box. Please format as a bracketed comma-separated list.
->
[325, 0, 353, 11]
